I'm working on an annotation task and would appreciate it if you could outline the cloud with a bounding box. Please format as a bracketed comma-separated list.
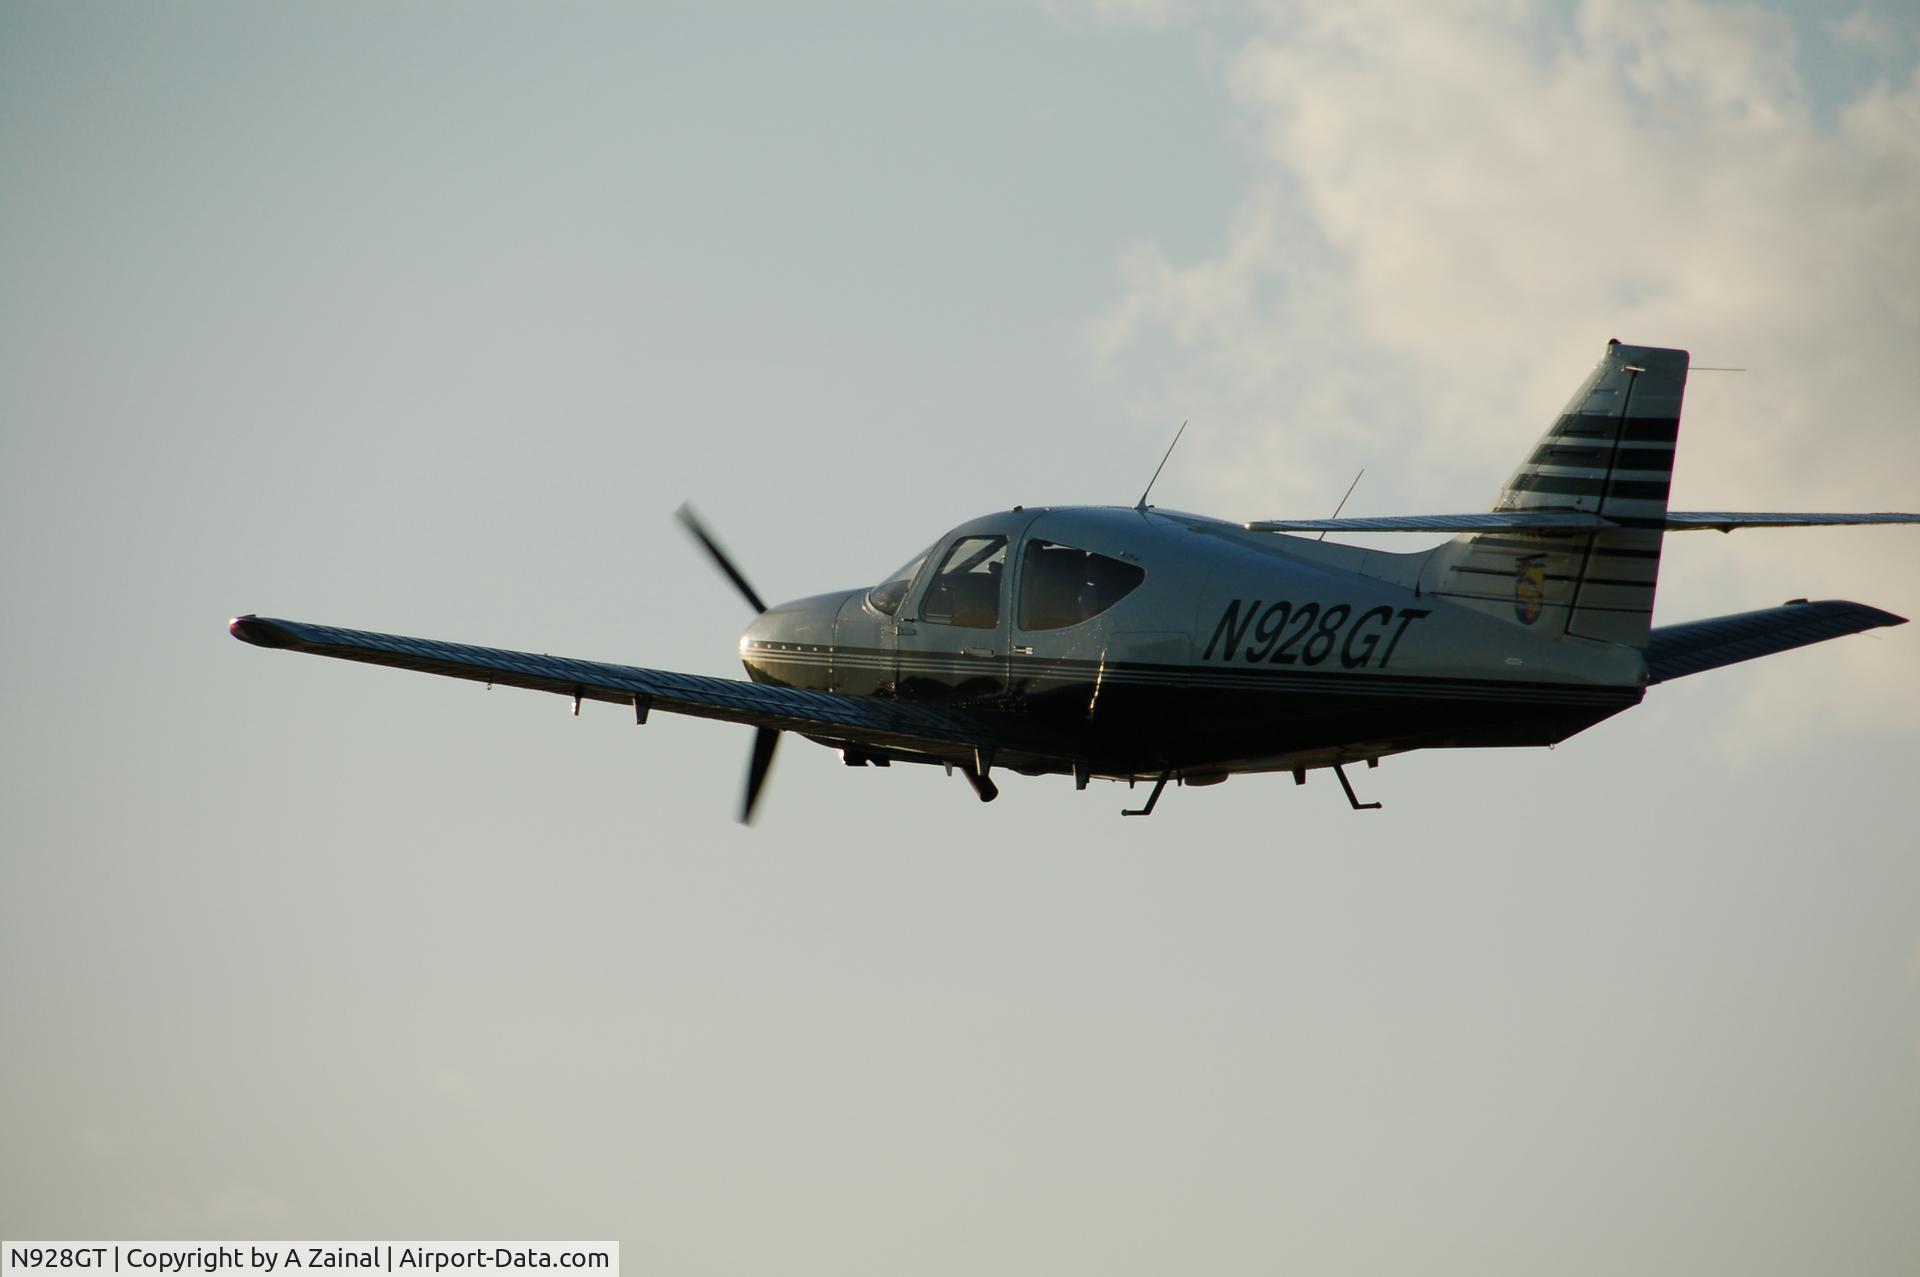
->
[1090, 0, 1920, 741]
[1828, 7, 1907, 54]
[1044, 0, 1210, 28]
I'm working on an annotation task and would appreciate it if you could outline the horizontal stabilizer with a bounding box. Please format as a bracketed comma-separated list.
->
[1246, 513, 1615, 533]
[1643, 600, 1906, 684]
[1246, 511, 1920, 534]
[1657, 511, 1920, 531]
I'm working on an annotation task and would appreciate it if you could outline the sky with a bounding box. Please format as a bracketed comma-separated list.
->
[2, 1, 1917, 1272]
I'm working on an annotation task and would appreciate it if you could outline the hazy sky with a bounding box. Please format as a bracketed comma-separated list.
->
[3, 2, 1917, 1272]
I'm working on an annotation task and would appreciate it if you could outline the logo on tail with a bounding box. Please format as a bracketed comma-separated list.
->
[1515, 556, 1546, 625]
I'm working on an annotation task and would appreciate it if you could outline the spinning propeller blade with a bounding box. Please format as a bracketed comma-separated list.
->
[676, 503, 769, 615]
[678, 504, 783, 823]
[741, 726, 780, 825]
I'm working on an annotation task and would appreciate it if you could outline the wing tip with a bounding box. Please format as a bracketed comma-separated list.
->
[230, 614, 296, 648]
[1821, 599, 1910, 629]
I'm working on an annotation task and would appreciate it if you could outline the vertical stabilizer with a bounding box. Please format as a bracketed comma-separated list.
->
[1428, 341, 1689, 647]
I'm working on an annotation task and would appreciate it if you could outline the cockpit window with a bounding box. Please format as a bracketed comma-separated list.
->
[919, 535, 1007, 628]
[1018, 540, 1145, 630]
[867, 543, 934, 617]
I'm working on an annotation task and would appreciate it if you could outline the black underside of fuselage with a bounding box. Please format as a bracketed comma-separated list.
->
[745, 648, 1642, 779]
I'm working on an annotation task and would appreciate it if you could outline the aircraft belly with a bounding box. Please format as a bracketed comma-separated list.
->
[1007, 657, 1642, 771]
[751, 617, 1645, 775]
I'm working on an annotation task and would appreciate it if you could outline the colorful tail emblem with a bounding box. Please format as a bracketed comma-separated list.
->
[1515, 556, 1546, 625]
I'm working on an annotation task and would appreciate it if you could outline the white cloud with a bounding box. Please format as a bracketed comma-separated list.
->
[1045, 0, 1210, 27]
[1091, 0, 1920, 741]
[1828, 7, 1906, 53]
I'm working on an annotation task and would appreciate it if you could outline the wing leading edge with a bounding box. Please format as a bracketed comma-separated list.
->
[228, 615, 1067, 764]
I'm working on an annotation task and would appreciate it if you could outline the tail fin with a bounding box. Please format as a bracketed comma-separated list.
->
[1428, 341, 1689, 647]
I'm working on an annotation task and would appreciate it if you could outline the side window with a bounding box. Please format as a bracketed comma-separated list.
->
[919, 535, 1007, 627]
[1018, 540, 1146, 630]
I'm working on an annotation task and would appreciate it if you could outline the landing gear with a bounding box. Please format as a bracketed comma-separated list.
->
[961, 747, 999, 802]
[1122, 770, 1171, 817]
[1299, 761, 1385, 810]
[1333, 763, 1383, 811]
[961, 763, 999, 803]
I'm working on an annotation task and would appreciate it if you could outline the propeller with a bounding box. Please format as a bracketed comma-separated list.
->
[677, 503, 780, 824]
[676, 503, 768, 615]
[742, 725, 780, 825]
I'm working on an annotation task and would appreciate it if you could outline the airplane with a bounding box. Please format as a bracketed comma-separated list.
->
[232, 340, 1919, 822]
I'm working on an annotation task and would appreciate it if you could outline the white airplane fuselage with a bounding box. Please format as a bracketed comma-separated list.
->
[739, 505, 1646, 782]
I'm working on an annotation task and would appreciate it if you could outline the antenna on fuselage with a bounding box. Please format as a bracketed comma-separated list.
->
[1136, 420, 1187, 510]
[1318, 468, 1365, 542]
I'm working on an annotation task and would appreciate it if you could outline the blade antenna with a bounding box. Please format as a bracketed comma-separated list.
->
[1136, 420, 1188, 511]
[1318, 468, 1365, 542]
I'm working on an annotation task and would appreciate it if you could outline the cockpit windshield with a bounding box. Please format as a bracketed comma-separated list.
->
[867, 543, 935, 616]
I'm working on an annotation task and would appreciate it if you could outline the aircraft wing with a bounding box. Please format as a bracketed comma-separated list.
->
[1643, 600, 1907, 684]
[1245, 511, 1920, 534]
[229, 615, 1069, 763]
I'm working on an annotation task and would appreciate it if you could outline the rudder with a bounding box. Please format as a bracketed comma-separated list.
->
[1428, 340, 1689, 647]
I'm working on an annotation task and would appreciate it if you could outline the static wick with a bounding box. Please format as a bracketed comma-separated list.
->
[1136, 420, 1188, 510]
